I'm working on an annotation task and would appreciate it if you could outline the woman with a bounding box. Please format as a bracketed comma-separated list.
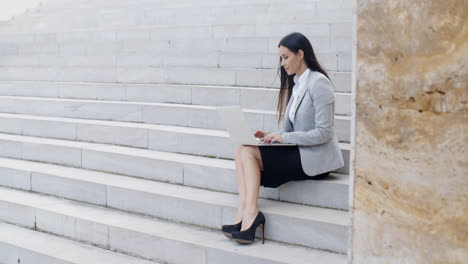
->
[222, 32, 344, 244]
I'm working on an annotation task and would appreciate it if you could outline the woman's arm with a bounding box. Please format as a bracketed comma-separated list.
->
[282, 78, 335, 146]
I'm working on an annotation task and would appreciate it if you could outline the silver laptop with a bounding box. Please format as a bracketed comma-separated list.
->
[216, 106, 296, 146]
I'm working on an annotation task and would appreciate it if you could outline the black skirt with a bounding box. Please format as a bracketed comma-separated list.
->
[259, 145, 330, 188]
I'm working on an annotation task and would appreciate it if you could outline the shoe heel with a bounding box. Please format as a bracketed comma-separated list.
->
[260, 220, 265, 244]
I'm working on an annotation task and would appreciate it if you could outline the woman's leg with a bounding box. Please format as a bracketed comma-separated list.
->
[233, 145, 247, 223]
[240, 146, 263, 231]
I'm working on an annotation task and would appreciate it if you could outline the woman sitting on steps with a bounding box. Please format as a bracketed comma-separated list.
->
[222, 32, 344, 244]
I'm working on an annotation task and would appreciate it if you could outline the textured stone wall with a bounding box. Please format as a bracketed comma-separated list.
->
[352, 0, 467, 263]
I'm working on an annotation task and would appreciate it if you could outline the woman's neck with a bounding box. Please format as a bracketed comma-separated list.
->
[295, 63, 309, 78]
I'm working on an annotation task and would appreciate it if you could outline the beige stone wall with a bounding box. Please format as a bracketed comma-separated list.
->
[352, 0, 468, 263]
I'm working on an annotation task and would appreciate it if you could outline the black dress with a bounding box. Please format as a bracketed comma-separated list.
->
[259, 145, 330, 188]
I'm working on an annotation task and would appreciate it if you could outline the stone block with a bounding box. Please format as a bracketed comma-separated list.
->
[213, 24, 256, 38]
[0, 44, 17, 55]
[0, 55, 39, 67]
[187, 107, 223, 130]
[226, 37, 268, 53]
[335, 117, 351, 142]
[63, 101, 143, 122]
[35, 208, 110, 247]
[12, 82, 60, 97]
[120, 40, 171, 54]
[78, 123, 147, 148]
[32, 172, 107, 205]
[0, 116, 23, 134]
[164, 53, 218, 68]
[22, 142, 82, 168]
[0, 200, 35, 227]
[219, 53, 262, 68]
[18, 43, 58, 55]
[317, 53, 338, 71]
[337, 53, 352, 72]
[329, 72, 351, 92]
[60, 67, 117, 82]
[261, 54, 280, 69]
[0, 139, 23, 159]
[58, 42, 87, 56]
[164, 68, 236, 86]
[54, 55, 117, 67]
[149, 131, 233, 158]
[116, 29, 150, 41]
[335, 93, 351, 116]
[264, 212, 348, 253]
[331, 22, 353, 38]
[171, 38, 226, 52]
[21, 119, 77, 140]
[206, 248, 283, 264]
[142, 104, 189, 126]
[279, 179, 349, 210]
[331, 37, 352, 53]
[236, 68, 280, 87]
[56, 30, 116, 43]
[183, 163, 237, 192]
[109, 225, 207, 263]
[0, 243, 19, 264]
[0, 167, 30, 190]
[257, 23, 330, 38]
[116, 67, 164, 83]
[58, 83, 98, 100]
[107, 185, 223, 228]
[150, 25, 212, 40]
[82, 148, 183, 183]
[117, 54, 164, 67]
[240, 88, 277, 110]
[125, 84, 191, 104]
[191, 86, 240, 106]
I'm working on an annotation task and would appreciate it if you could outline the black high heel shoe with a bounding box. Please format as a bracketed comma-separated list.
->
[221, 221, 242, 239]
[231, 211, 265, 244]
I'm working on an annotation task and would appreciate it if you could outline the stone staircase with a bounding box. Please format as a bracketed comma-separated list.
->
[0, 0, 352, 263]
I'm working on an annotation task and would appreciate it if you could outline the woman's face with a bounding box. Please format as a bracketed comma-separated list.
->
[279, 45, 303, 76]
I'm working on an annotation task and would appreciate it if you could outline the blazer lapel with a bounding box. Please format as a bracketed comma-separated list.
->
[291, 73, 313, 119]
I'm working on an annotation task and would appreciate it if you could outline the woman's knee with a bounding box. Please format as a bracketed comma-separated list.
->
[241, 146, 261, 163]
[235, 145, 245, 161]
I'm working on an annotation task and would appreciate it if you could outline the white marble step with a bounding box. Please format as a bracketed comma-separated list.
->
[0, 158, 349, 252]
[0, 187, 347, 263]
[0, 98, 351, 174]
[0, 66, 353, 88]
[4, 13, 351, 38]
[0, 110, 350, 152]
[0, 77, 350, 101]
[0, 94, 351, 129]
[0, 133, 349, 208]
[0, 85, 351, 139]
[0, 51, 351, 72]
[0, 222, 159, 264]
[0, 30, 350, 56]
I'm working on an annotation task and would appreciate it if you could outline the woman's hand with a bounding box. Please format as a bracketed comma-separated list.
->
[262, 133, 283, 143]
[254, 130, 267, 139]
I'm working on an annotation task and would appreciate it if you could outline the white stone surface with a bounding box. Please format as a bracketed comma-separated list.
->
[0, 81, 351, 112]
[77, 123, 148, 148]
[0, 180, 349, 253]
[0, 222, 159, 264]
[0, 167, 31, 190]
[0, 0, 353, 260]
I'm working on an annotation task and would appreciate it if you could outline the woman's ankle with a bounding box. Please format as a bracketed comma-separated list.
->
[243, 208, 259, 218]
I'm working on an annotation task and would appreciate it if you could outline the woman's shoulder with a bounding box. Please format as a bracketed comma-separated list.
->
[306, 71, 334, 93]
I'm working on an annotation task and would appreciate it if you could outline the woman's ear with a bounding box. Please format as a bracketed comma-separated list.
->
[298, 49, 304, 59]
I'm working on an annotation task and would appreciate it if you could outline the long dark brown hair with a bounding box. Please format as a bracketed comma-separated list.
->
[276, 32, 330, 123]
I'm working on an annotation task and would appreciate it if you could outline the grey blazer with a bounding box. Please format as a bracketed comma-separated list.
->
[274, 71, 344, 176]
